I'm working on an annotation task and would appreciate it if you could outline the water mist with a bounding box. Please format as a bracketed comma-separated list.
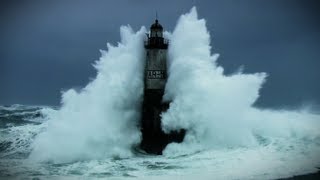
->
[161, 7, 320, 157]
[30, 26, 146, 163]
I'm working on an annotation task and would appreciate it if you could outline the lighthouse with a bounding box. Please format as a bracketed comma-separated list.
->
[140, 19, 185, 154]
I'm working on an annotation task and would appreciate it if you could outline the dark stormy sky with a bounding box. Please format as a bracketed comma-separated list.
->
[1, 0, 319, 109]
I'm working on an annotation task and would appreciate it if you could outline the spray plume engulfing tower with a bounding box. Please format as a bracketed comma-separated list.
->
[140, 19, 185, 154]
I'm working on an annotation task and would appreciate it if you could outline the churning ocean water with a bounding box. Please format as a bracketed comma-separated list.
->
[1, 7, 320, 179]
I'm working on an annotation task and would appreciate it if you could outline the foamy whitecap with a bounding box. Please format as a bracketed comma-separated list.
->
[161, 7, 320, 156]
[29, 26, 146, 163]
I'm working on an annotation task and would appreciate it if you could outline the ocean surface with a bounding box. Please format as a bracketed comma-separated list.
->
[0, 104, 319, 179]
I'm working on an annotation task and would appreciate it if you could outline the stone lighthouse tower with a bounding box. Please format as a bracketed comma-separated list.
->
[140, 19, 185, 154]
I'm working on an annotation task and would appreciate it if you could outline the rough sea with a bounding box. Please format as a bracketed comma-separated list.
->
[1, 7, 320, 179]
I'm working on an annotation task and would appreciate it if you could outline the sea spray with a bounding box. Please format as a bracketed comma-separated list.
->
[29, 26, 146, 163]
[162, 7, 320, 155]
[28, 5, 320, 168]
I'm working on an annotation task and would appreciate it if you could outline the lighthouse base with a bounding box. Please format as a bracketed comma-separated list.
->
[140, 90, 185, 155]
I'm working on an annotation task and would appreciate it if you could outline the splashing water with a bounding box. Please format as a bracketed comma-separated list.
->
[161, 7, 320, 156]
[29, 26, 147, 163]
[1, 7, 319, 179]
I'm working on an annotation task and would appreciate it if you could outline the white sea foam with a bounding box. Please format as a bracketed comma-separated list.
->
[29, 26, 146, 163]
[161, 7, 320, 156]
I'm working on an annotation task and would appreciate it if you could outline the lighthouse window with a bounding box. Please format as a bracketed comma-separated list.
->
[151, 31, 156, 37]
[151, 30, 162, 37]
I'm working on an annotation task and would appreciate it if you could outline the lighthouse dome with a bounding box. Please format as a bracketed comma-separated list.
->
[145, 19, 168, 49]
[150, 20, 163, 30]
